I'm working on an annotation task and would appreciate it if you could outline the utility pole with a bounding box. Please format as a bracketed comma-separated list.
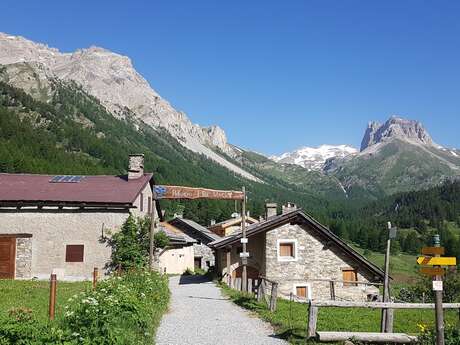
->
[241, 186, 248, 292]
[433, 234, 445, 345]
[381, 221, 396, 332]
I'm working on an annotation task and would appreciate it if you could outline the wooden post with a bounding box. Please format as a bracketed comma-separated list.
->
[92, 267, 98, 290]
[241, 186, 248, 293]
[257, 279, 264, 302]
[329, 280, 336, 301]
[49, 273, 57, 321]
[307, 301, 318, 338]
[248, 278, 253, 294]
[381, 222, 392, 332]
[433, 234, 445, 345]
[226, 249, 231, 286]
[386, 308, 394, 333]
[270, 282, 278, 311]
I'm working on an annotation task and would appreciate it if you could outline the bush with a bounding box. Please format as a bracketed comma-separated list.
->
[0, 270, 169, 345]
[418, 324, 460, 345]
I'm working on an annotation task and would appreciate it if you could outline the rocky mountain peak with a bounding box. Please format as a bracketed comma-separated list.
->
[360, 116, 434, 151]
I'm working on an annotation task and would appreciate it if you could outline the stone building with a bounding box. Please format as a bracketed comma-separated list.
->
[169, 217, 221, 271]
[210, 204, 384, 301]
[208, 215, 259, 237]
[0, 155, 159, 280]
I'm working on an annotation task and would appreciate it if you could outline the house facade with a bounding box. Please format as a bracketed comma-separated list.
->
[210, 205, 384, 302]
[0, 155, 156, 281]
[169, 217, 221, 271]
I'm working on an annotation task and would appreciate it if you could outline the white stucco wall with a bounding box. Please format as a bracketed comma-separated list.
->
[0, 183, 154, 280]
[159, 245, 194, 274]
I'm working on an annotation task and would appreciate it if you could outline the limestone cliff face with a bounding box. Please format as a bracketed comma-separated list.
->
[0, 32, 258, 181]
[360, 116, 435, 151]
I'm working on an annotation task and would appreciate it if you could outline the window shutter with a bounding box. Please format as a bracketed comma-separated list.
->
[342, 268, 358, 286]
[296, 286, 307, 298]
[279, 243, 294, 257]
[66, 245, 84, 262]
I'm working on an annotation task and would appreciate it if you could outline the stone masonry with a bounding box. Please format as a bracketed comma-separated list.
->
[194, 243, 215, 270]
[15, 237, 32, 279]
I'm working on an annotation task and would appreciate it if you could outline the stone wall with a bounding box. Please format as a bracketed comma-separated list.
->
[265, 223, 379, 301]
[194, 243, 215, 270]
[15, 237, 32, 279]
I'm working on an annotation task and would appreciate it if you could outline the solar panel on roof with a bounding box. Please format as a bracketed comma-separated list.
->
[49, 175, 85, 183]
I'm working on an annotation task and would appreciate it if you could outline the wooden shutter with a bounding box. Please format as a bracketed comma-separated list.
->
[342, 268, 358, 286]
[279, 243, 294, 257]
[296, 286, 307, 298]
[66, 245, 84, 262]
[140, 193, 144, 212]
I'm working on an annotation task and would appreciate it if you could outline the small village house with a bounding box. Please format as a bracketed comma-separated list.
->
[208, 214, 259, 237]
[210, 203, 384, 301]
[169, 217, 221, 271]
[157, 222, 196, 274]
[0, 154, 182, 280]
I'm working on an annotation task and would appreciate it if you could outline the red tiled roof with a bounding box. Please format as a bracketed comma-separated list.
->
[0, 173, 153, 205]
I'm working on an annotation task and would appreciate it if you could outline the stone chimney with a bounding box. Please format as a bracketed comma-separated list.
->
[210, 219, 216, 226]
[282, 202, 298, 214]
[265, 203, 278, 219]
[128, 154, 144, 180]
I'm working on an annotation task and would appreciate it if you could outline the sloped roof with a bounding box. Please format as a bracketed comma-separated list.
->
[159, 222, 196, 244]
[0, 173, 153, 206]
[210, 209, 385, 280]
[169, 218, 222, 242]
[209, 216, 259, 229]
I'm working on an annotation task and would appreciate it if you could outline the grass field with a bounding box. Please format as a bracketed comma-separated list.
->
[0, 279, 91, 322]
[220, 284, 460, 344]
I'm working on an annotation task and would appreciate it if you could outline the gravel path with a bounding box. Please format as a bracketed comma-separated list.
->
[155, 275, 288, 345]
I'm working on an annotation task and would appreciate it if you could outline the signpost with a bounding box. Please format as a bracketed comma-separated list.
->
[241, 186, 248, 293]
[150, 185, 247, 272]
[381, 221, 396, 333]
[417, 236, 457, 345]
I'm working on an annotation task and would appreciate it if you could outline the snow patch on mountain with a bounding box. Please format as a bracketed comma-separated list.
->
[271, 145, 358, 171]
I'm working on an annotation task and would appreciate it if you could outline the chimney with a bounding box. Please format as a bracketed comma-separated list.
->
[282, 202, 298, 214]
[210, 219, 216, 226]
[128, 154, 144, 180]
[173, 212, 183, 219]
[265, 203, 277, 219]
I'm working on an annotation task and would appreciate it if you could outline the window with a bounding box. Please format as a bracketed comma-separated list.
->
[293, 283, 311, 300]
[66, 245, 84, 262]
[342, 268, 358, 286]
[277, 239, 297, 261]
[140, 193, 144, 212]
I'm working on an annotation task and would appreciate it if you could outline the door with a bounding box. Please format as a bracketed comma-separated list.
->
[194, 257, 202, 269]
[0, 237, 16, 279]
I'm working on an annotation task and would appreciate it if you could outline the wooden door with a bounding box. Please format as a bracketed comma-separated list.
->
[194, 257, 202, 269]
[0, 237, 16, 279]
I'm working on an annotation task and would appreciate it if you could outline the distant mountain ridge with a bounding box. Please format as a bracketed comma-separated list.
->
[270, 145, 357, 171]
[0, 32, 259, 182]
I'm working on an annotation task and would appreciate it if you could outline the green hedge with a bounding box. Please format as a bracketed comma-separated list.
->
[0, 270, 169, 345]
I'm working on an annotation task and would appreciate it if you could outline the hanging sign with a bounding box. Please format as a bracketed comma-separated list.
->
[153, 185, 245, 200]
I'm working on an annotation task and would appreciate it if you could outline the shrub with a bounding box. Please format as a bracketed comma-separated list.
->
[417, 324, 460, 345]
[63, 270, 169, 345]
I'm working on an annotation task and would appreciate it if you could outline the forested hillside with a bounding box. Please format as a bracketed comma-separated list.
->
[328, 181, 460, 259]
[0, 79, 333, 223]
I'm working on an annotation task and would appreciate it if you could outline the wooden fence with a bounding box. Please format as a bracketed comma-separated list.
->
[307, 300, 460, 343]
[229, 275, 279, 312]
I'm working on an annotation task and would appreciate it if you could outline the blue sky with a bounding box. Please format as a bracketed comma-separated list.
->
[1, 1, 459, 155]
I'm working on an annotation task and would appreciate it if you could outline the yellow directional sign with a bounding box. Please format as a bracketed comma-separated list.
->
[417, 256, 457, 266]
[421, 247, 445, 255]
[420, 267, 445, 276]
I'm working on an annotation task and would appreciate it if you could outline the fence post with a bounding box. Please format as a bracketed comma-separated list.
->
[257, 279, 264, 302]
[307, 301, 318, 338]
[270, 282, 278, 312]
[93, 267, 98, 290]
[49, 273, 57, 320]
[385, 308, 394, 332]
[329, 281, 336, 300]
